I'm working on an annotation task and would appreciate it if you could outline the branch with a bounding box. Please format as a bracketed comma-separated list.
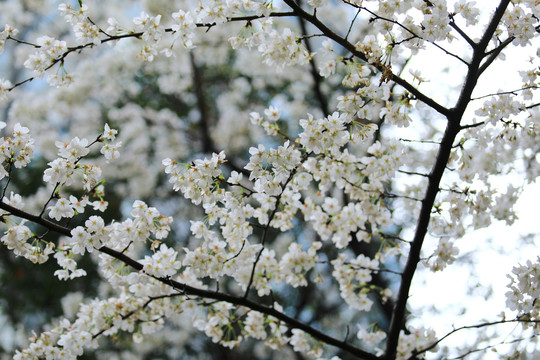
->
[399, 138, 441, 145]
[470, 86, 539, 101]
[188, 51, 251, 177]
[345, 9, 362, 42]
[358, 5, 468, 66]
[412, 316, 540, 358]
[449, 334, 539, 360]
[281, 0, 451, 118]
[195, 11, 296, 30]
[4, 12, 296, 93]
[385, 115, 462, 360]
[459, 121, 485, 130]
[0, 200, 380, 360]
[448, 20, 476, 48]
[244, 153, 307, 297]
[385, 1, 512, 358]
[397, 169, 429, 177]
[297, 14, 330, 117]
[189, 51, 213, 154]
[478, 36, 514, 76]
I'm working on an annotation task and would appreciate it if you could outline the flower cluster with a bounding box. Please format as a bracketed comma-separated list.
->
[317, 39, 337, 78]
[59, 3, 101, 45]
[380, 103, 412, 128]
[1, 221, 54, 264]
[170, 10, 196, 50]
[52, 200, 172, 282]
[0, 78, 11, 101]
[12, 293, 161, 359]
[503, 3, 537, 47]
[230, 19, 311, 70]
[332, 253, 379, 311]
[419, 0, 450, 42]
[196, 0, 271, 25]
[140, 243, 181, 277]
[100, 123, 122, 161]
[357, 326, 387, 347]
[194, 304, 291, 351]
[298, 112, 351, 155]
[23, 36, 68, 79]
[0, 123, 35, 179]
[424, 237, 459, 272]
[474, 94, 523, 125]
[0, 24, 17, 55]
[43, 135, 102, 220]
[396, 326, 438, 359]
[163, 151, 226, 205]
[355, 35, 384, 64]
[505, 257, 540, 329]
[249, 107, 281, 136]
[280, 242, 321, 287]
[453, 0, 480, 26]
[258, 26, 311, 69]
[54, 244, 87, 280]
[44, 123, 119, 205]
[133, 12, 165, 61]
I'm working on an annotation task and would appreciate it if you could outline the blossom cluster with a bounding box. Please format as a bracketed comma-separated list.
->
[229, 19, 312, 70]
[298, 112, 351, 155]
[53, 199, 172, 282]
[505, 257, 540, 329]
[169, 10, 196, 50]
[12, 292, 179, 359]
[0, 123, 34, 178]
[423, 237, 459, 272]
[0, 23, 17, 55]
[23, 35, 70, 85]
[193, 303, 290, 351]
[59, 3, 101, 45]
[44, 125, 120, 222]
[332, 253, 380, 311]
[0, 124, 120, 269]
[396, 326, 438, 359]
[132, 12, 165, 62]
[475, 94, 523, 125]
[1, 221, 54, 264]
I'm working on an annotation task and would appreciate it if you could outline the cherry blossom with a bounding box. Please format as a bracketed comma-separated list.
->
[0, 1, 538, 359]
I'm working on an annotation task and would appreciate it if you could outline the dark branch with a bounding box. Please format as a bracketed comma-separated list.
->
[282, 0, 451, 117]
[478, 36, 514, 76]
[297, 14, 330, 117]
[384, 1, 512, 358]
[413, 316, 540, 357]
[448, 20, 476, 48]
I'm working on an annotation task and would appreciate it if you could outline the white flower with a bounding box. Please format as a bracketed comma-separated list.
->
[264, 106, 280, 122]
[103, 123, 117, 140]
[43, 158, 73, 185]
[49, 197, 75, 221]
[0, 79, 11, 101]
[56, 136, 90, 160]
[100, 141, 121, 161]
[290, 329, 310, 353]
